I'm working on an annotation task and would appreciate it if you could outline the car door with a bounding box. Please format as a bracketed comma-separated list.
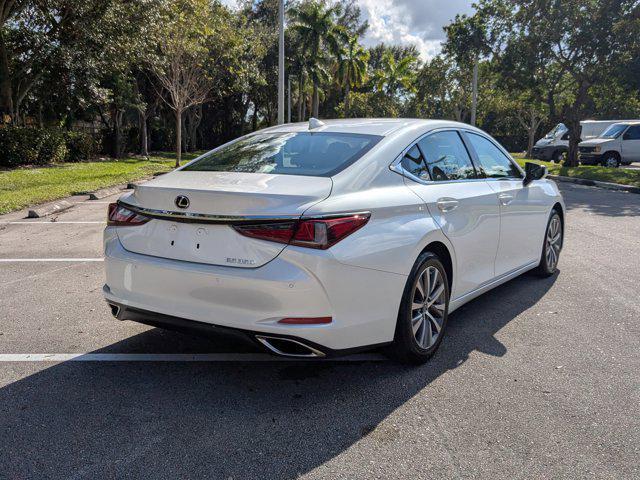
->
[621, 125, 640, 162]
[463, 131, 550, 277]
[397, 130, 501, 300]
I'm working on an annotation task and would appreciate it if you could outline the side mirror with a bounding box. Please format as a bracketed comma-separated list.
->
[523, 162, 547, 186]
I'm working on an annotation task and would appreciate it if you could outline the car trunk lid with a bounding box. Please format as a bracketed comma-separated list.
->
[116, 171, 332, 267]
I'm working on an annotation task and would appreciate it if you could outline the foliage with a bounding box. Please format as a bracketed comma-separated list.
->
[0, 127, 43, 167]
[0, 152, 199, 214]
[38, 129, 68, 164]
[65, 131, 98, 162]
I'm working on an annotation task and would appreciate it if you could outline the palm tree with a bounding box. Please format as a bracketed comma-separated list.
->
[337, 35, 369, 117]
[291, 2, 346, 118]
[373, 51, 419, 98]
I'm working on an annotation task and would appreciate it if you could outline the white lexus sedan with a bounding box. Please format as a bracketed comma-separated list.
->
[104, 119, 564, 363]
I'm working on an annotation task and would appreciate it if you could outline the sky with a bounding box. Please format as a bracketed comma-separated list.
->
[355, 0, 476, 59]
[221, 0, 476, 60]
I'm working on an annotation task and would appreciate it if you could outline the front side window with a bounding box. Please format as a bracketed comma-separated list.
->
[467, 133, 522, 179]
[417, 131, 477, 181]
[182, 132, 382, 177]
[623, 125, 640, 140]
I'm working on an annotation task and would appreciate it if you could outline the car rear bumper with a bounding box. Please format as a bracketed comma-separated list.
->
[103, 228, 405, 352]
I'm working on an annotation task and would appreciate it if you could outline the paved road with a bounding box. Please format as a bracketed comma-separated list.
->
[0, 183, 638, 479]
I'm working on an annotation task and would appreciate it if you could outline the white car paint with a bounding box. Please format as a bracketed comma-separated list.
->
[579, 122, 640, 166]
[103, 119, 564, 355]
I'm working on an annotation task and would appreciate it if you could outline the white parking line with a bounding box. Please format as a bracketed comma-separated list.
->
[0, 353, 386, 362]
[0, 258, 103, 262]
[0, 221, 106, 224]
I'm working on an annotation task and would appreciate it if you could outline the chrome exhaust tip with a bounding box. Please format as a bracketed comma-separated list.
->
[108, 303, 121, 318]
[255, 335, 326, 358]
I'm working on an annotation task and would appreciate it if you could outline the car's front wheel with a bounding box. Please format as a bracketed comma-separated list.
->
[391, 252, 450, 364]
[534, 209, 563, 277]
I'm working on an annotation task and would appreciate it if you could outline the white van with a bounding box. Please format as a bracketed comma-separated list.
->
[579, 122, 640, 168]
[532, 120, 630, 162]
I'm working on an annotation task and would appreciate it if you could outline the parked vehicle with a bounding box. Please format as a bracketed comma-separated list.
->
[532, 120, 629, 162]
[579, 121, 640, 168]
[103, 119, 564, 363]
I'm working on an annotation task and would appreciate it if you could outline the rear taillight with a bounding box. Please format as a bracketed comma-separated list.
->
[107, 203, 150, 226]
[232, 213, 369, 250]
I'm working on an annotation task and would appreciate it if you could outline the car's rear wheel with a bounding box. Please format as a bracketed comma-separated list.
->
[390, 252, 450, 364]
[534, 209, 563, 277]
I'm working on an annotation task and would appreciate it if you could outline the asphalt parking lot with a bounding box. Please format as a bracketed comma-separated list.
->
[1, 182, 638, 479]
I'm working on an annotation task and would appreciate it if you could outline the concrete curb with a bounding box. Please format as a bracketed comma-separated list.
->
[548, 174, 640, 194]
[27, 200, 74, 218]
[88, 186, 124, 200]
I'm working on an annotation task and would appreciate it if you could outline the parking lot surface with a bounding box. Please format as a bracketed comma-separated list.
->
[0, 183, 638, 479]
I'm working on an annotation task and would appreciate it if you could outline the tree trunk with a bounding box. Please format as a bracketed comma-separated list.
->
[344, 82, 351, 117]
[113, 110, 124, 159]
[565, 119, 581, 168]
[470, 55, 478, 126]
[252, 104, 258, 131]
[527, 128, 535, 158]
[0, 32, 13, 122]
[175, 108, 182, 168]
[139, 111, 148, 157]
[297, 75, 304, 121]
[312, 82, 319, 118]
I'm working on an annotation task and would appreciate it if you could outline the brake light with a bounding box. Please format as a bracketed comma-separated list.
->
[107, 203, 150, 226]
[232, 214, 369, 250]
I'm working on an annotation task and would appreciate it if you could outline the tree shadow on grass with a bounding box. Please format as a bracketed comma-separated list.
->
[0, 272, 557, 479]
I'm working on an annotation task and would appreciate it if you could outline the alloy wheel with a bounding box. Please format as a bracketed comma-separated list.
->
[411, 266, 446, 349]
[545, 214, 562, 271]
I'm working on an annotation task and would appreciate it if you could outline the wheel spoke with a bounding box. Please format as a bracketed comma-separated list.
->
[412, 313, 423, 335]
[426, 311, 442, 334]
[428, 283, 445, 306]
[412, 301, 423, 311]
[415, 272, 425, 299]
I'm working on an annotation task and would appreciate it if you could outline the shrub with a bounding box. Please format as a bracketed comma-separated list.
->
[38, 129, 68, 164]
[65, 131, 97, 162]
[0, 127, 43, 167]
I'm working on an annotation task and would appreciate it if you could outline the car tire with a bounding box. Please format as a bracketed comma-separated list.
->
[390, 252, 450, 364]
[601, 153, 621, 168]
[552, 150, 564, 163]
[534, 209, 563, 277]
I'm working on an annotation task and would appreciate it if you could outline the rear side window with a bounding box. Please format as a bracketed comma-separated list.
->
[467, 133, 522, 179]
[400, 145, 429, 180]
[417, 131, 477, 181]
[182, 132, 382, 177]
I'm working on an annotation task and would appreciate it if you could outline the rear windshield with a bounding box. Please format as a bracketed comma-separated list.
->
[181, 132, 382, 177]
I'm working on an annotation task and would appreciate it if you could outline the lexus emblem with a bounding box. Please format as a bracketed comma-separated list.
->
[175, 195, 190, 209]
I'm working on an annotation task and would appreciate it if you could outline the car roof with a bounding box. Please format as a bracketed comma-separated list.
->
[258, 118, 476, 137]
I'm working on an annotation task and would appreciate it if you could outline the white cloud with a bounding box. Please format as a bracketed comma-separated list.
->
[221, 0, 475, 60]
[356, 0, 475, 60]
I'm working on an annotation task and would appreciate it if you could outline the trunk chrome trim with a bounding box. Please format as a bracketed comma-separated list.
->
[117, 201, 301, 224]
[117, 201, 370, 225]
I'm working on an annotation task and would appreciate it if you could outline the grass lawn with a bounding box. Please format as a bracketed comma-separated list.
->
[0, 152, 202, 215]
[511, 153, 640, 188]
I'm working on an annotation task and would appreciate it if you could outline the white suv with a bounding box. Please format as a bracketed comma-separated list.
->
[579, 122, 640, 168]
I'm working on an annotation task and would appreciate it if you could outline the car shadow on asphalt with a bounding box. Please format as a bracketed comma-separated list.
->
[0, 272, 557, 479]
[560, 184, 640, 217]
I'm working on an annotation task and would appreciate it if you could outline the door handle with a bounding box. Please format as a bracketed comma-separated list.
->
[498, 193, 514, 206]
[436, 198, 459, 212]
